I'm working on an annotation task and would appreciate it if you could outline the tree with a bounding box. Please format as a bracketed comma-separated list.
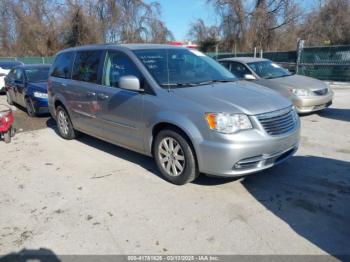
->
[208, 0, 301, 51]
[187, 19, 219, 52]
[300, 0, 350, 45]
[0, 0, 173, 56]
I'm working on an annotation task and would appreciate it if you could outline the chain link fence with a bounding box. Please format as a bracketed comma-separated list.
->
[208, 44, 350, 82]
[1, 45, 350, 81]
[0, 56, 54, 64]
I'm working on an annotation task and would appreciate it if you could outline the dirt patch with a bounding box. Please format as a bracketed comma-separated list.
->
[11, 104, 55, 133]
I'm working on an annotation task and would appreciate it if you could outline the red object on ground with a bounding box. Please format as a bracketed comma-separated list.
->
[0, 104, 15, 143]
[0, 109, 14, 133]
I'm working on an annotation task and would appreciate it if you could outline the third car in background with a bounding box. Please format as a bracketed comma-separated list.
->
[0, 60, 24, 93]
[219, 57, 333, 114]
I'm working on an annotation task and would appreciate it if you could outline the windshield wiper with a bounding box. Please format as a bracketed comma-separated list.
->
[161, 83, 198, 88]
[264, 74, 290, 79]
[191, 79, 237, 86]
[161, 79, 236, 88]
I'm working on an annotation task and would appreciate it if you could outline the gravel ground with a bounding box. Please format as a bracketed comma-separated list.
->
[0, 88, 349, 260]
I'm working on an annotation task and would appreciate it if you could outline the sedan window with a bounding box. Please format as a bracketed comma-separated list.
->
[229, 62, 251, 79]
[248, 61, 290, 79]
[25, 67, 50, 82]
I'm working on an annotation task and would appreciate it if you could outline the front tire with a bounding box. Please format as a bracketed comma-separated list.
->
[25, 97, 36, 117]
[154, 129, 199, 185]
[56, 106, 76, 140]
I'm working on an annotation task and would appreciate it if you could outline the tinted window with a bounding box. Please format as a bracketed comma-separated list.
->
[25, 67, 50, 82]
[51, 52, 75, 79]
[72, 51, 102, 84]
[103, 51, 142, 88]
[229, 62, 251, 79]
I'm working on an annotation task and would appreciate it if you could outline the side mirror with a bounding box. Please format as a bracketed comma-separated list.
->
[119, 75, 142, 92]
[244, 74, 256, 81]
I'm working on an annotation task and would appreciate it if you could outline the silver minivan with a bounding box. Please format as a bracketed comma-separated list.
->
[48, 44, 300, 185]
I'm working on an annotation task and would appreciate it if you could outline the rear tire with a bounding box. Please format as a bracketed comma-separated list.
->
[25, 97, 36, 117]
[56, 106, 76, 140]
[6, 92, 13, 106]
[154, 129, 199, 185]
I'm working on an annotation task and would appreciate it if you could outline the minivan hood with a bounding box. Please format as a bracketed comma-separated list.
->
[268, 74, 327, 90]
[172, 81, 291, 115]
[27, 81, 48, 93]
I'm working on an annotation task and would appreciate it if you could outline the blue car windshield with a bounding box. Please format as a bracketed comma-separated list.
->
[25, 67, 50, 82]
[133, 48, 236, 88]
[248, 61, 291, 79]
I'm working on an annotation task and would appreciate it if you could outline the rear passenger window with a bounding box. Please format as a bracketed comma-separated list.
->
[103, 51, 142, 88]
[72, 51, 103, 84]
[51, 52, 75, 79]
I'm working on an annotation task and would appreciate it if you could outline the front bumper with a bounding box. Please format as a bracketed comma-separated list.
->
[31, 97, 49, 114]
[196, 123, 300, 177]
[293, 91, 333, 113]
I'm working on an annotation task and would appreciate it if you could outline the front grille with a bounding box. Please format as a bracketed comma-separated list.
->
[256, 107, 297, 136]
[313, 88, 328, 96]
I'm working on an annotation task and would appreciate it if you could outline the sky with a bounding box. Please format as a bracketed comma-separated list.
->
[145, 0, 217, 41]
[145, 0, 316, 41]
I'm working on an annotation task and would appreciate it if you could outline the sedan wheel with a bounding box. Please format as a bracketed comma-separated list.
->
[25, 98, 36, 117]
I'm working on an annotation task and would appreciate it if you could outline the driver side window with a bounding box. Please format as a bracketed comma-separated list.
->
[103, 51, 142, 88]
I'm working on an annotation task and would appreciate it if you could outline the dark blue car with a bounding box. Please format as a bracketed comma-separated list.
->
[5, 64, 50, 117]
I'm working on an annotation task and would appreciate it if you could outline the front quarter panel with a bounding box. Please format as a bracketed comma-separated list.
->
[142, 91, 206, 161]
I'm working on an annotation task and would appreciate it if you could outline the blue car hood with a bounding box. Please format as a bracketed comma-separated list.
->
[27, 81, 48, 93]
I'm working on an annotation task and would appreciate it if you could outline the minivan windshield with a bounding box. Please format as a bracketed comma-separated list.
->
[25, 67, 50, 82]
[133, 48, 236, 88]
[247, 61, 291, 79]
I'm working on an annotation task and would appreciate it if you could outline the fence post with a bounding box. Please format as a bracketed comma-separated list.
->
[260, 49, 263, 58]
[254, 47, 257, 58]
[296, 39, 304, 74]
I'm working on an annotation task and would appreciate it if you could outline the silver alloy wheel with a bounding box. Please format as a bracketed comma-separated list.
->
[57, 110, 69, 135]
[158, 137, 185, 176]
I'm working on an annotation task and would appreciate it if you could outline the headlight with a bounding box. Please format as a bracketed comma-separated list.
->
[205, 113, 252, 134]
[291, 88, 313, 97]
[33, 92, 48, 98]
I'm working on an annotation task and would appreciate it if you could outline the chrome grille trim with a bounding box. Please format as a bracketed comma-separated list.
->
[256, 106, 297, 136]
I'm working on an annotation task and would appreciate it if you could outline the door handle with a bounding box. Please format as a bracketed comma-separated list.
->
[87, 91, 96, 98]
[97, 93, 109, 100]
